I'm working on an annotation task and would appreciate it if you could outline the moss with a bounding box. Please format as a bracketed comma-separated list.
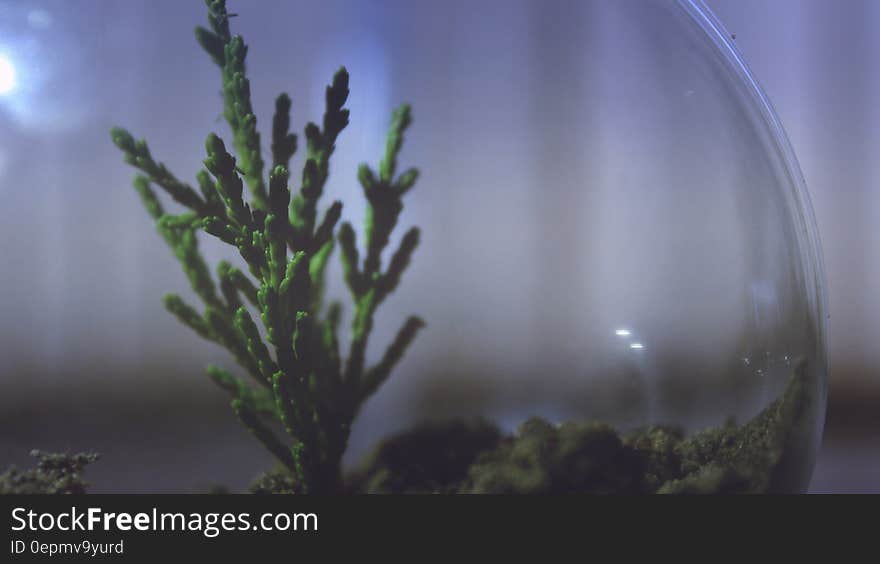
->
[0, 450, 99, 494]
[250, 466, 301, 495]
[337, 359, 812, 494]
[671, 359, 810, 493]
[624, 425, 684, 491]
[346, 419, 502, 494]
[656, 464, 749, 494]
[460, 420, 645, 494]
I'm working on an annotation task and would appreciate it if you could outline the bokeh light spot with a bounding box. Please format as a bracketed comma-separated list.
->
[0, 54, 16, 95]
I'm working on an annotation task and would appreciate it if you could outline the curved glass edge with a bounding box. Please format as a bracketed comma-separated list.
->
[676, 1, 828, 491]
[676, 1, 829, 370]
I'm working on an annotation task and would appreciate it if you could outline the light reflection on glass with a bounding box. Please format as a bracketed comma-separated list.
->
[0, 54, 16, 95]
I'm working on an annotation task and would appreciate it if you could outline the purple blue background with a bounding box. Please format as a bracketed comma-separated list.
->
[0, 0, 876, 492]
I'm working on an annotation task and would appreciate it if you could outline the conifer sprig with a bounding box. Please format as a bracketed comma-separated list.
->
[111, 0, 424, 493]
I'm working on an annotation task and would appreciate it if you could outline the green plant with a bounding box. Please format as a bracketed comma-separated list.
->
[0, 451, 99, 494]
[110, 0, 423, 493]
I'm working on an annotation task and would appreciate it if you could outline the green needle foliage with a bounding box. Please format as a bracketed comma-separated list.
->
[110, 0, 423, 493]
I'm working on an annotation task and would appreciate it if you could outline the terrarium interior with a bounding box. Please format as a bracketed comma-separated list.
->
[97, 0, 827, 493]
[328, 0, 826, 492]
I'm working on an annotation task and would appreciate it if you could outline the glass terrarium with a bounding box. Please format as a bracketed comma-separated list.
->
[337, 0, 827, 494]
[108, 0, 827, 494]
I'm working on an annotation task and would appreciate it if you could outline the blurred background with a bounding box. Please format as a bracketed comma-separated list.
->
[0, 0, 877, 492]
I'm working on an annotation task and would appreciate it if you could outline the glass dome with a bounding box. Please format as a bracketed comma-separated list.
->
[324, 0, 828, 493]
[94, 0, 827, 493]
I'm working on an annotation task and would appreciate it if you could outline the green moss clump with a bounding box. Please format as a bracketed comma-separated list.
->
[250, 466, 300, 495]
[462, 419, 645, 494]
[0, 450, 99, 494]
[624, 425, 684, 491]
[346, 419, 502, 494]
[667, 357, 812, 493]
